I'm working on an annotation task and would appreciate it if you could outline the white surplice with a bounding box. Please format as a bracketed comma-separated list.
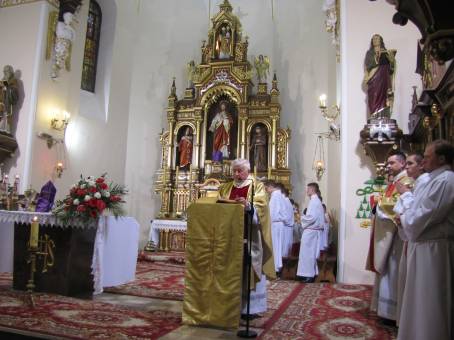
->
[269, 190, 287, 272]
[297, 194, 324, 278]
[371, 170, 408, 321]
[393, 172, 430, 325]
[397, 166, 454, 340]
[281, 194, 295, 258]
[320, 212, 330, 252]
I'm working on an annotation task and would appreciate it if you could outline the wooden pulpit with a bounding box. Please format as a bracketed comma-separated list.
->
[182, 198, 244, 329]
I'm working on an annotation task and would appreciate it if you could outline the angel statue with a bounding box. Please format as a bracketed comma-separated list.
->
[254, 55, 270, 83]
[186, 60, 196, 88]
[51, 12, 76, 79]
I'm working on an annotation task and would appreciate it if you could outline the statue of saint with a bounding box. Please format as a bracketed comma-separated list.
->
[363, 34, 396, 118]
[217, 26, 231, 59]
[250, 126, 267, 172]
[208, 100, 233, 162]
[0, 65, 19, 134]
[254, 55, 270, 83]
[52, 12, 76, 79]
[186, 60, 196, 88]
[178, 127, 193, 168]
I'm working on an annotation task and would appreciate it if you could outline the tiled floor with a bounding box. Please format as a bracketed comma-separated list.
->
[94, 292, 244, 339]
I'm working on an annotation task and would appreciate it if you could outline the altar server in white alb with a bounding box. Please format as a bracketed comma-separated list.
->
[297, 182, 325, 282]
[277, 183, 295, 259]
[392, 152, 430, 325]
[396, 140, 454, 340]
[320, 204, 330, 252]
[264, 180, 287, 274]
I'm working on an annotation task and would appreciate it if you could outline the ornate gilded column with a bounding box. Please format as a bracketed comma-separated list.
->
[194, 109, 203, 169]
[167, 78, 178, 168]
[239, 106, 248, 158]
[271, 117, 277, 168]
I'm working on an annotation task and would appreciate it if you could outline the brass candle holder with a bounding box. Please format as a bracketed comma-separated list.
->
[26, 218, 55, 307]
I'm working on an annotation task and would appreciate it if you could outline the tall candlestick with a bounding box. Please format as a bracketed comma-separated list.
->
[30, 216, 39, 249]
[14, 175, 19, 193]
[254, 165, 257, 177]
[189, 164, 192, 183]
[3, 174, 8, 193]
[268, 166, 271, 179]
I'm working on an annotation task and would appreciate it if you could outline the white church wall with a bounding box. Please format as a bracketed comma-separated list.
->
[124, 0, 210, 247]
[0, 1, 49, 191]
[338, 0, 421, 284]
[8, 0, 136, 208]
[54, 0, 135, 195]
[124, 0, 337, 248]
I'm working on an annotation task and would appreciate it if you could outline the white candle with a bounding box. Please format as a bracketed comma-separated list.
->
[319, 94, 327, 108]
[30, 216, 39, 249]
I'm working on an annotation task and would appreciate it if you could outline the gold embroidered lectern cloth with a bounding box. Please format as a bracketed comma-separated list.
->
[182, 198, 244, 329]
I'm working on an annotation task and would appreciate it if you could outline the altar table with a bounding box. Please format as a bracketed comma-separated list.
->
[150, 219, 187, 251]
[0, 211, 139, 296]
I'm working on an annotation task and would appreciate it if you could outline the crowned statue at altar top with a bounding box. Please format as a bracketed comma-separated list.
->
[154, 0, 291, 219]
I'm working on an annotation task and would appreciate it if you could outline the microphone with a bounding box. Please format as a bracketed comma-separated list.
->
[238, 176, 257, 338]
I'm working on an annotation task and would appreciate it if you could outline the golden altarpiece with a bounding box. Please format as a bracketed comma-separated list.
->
[153, 0, 291, 224]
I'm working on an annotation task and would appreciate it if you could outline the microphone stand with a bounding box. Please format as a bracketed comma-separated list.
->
[237, 178, 257, 338]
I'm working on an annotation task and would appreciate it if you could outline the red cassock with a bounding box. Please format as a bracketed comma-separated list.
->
[178, 137, 192, 167]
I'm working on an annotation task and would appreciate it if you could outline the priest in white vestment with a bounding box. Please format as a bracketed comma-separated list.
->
[392, 153, 430, 325]
[367, 152, 413, 321]
[297, 182, 325, 282]
[396, 140, 454, 340]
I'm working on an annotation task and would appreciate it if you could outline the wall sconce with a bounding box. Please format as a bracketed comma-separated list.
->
[56, 161, 64, 178]
[37, 132, 63, 149]
[319, 94, 340, 141]
[51, 110, 70, 132]
[312, 135, 325, 181]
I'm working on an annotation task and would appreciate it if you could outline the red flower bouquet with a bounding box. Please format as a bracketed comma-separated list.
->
[53, 174, 127, 224]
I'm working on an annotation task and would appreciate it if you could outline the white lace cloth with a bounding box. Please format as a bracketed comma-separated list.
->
[149, 219, 187, 246]
[0, 210, 96, 228]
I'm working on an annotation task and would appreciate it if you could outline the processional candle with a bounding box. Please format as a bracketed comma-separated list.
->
[30, 216, 39, 248]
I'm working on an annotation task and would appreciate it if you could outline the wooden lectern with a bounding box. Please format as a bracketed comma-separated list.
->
[182, 198, 244, 329]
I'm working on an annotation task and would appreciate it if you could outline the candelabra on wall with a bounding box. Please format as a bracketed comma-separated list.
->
[319, 94, 340, 141]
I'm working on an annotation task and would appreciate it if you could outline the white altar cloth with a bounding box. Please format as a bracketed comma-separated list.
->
[92, 216, 140, 294]
[149, 219, 187, 246]
[0, 211, 139, 295]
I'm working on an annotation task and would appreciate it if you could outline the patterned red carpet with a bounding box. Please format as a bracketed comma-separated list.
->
[258, 283, 397, 339]
[2, 263, 397, 339]
[0, 288, 181, 339]
[104, 260, 185, 300]
[242, 279, 301, 329]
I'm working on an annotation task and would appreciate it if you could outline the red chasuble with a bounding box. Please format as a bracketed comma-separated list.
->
[229, 185, 250, 200]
